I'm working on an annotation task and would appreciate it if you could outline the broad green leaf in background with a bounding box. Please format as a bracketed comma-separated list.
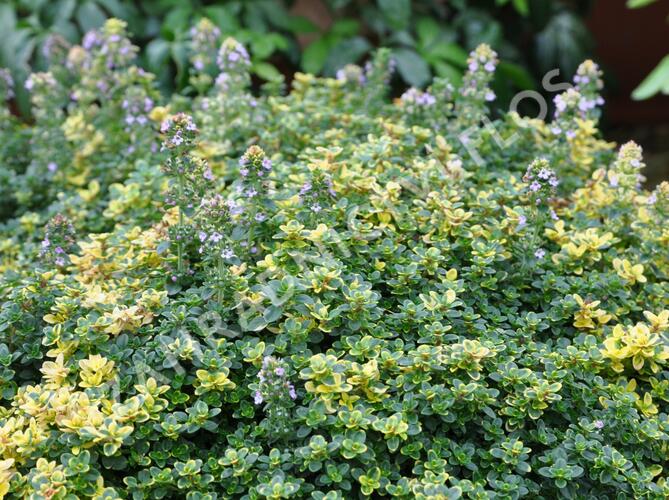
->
[498, 61, 535, 90]
[330, 18, 360, 37]
[496, 0, 529, 16]
[424, 42, 468, 67]
[632, 54, 669, 99]
[302, 37, 331, 74]
[252, 61, 283, 82]
[394, 47, 431, 87]
[433, 60, 462, 87]
[535, 11, 590, 75]
[626, 0, 658, 8]
[145, 38, 171, 76]
[203, 6, 240, 33]
[416, 17, 441, 48]
[76, 1, 107, 33]
[377, 0, 411, 31]
[322, 36, 370, 76]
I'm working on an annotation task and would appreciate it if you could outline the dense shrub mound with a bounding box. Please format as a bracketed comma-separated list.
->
[1, 19, 669, 499]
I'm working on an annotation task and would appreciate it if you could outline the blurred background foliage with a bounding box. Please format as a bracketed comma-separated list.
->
[3, 0, 668, 183]
[0, 0, 596, 116]
[626, 0, 669, 100]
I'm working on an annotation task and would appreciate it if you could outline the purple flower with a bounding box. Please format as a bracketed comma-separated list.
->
[221, 248, 235, 259]
[484, 91, 496, 102]
[47, 162, 58, 173]
[535, 248, 546, 259]
[484, 61, 496, 72]
[537, 168, 551, 180]
[548, 177, 559, 187]
[594, 420, 604, 430]
[517, 215, 527, 228]
[274, 367, 285, 376]
[529, 181, 541, 192]
[468, 61, 479, 72]
[554, 95, 567, 113]
[289, 385, 297, 400]
[255, 212, 267, 222]
[262, 158, 272, 170]
[311, 203, 322, 213]
[254, 391, 263, 405]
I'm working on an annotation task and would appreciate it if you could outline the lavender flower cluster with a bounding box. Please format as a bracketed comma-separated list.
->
[42, 34, 70, 65]
[160, 113, 198, 150]
[160, 113, 214, 210]
[122, 89, 154, 131]
[298, 170, 335, 216]
[573, 60, 604, 100]
[24, 72, 61, 111]
[523, 158, 559, 206]
[40, 214, 77, 268]
[460, 44, 498, 103]
[400, 87, 437, 111]
[237, 145, 272, 206]
[217, 37, 251, 71]
[551, 60, 605, 139]
[190, 18, 221, 72]
[214, 37, 251, 92]
[336, 64, 366, 85]
[196, 195, 236, 260]
[608, 141, 646, 190]
[81, 19, 137, 71]
[254, 356, 297, 406]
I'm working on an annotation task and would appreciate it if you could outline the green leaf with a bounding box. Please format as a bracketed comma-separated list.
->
[302, 37, 331, 74]
[284, 15, 318, 34]
[425, 42, 468, 67]
[43, 0, 76, 27]
[394, 48, 431, 87]
[252, 61, 282, 82]
[498, 61, 535, 89]
[512, 0, 529, 16]
[203, 6, 240, 33]
[322, 37, 371, 76]
[627, 0, 658, 7]
[416, 17, 440, 47]
[377, 0, 410, 30]
[145, 39, 171, 75]
[330, 19, 360, 37]
[76, 1, 107, 33]
[433, 61, 462, 87]
[161, 6, 192, 38]
[632, 54, 669, 100]
[251, 36, 277, 60]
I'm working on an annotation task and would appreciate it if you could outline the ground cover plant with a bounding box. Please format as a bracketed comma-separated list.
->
[0, 18, 669, 499]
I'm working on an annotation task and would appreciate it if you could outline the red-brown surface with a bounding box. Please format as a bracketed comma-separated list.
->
[588, 0, 669, 124]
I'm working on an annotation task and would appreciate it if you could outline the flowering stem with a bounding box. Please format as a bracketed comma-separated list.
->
[177, 173, 185, 274]
[217, 255, 225, 303]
